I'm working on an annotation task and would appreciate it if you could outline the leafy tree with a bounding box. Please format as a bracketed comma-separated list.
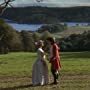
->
[0, 19, 22, 53]
[40, 31, 52, 40]
[37, 24, 66, 33]
[20, 31, 35, 52]
[32, 32, 41, 42]
[59, 31, 90, 51]
[40, 31, 52, 52]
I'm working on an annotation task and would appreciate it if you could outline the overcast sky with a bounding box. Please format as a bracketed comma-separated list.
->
[0, 0, 90, 7]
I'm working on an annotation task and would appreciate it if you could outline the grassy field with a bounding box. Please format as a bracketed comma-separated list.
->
[53, 26, 90, 38]
[0, 52, 90, 90]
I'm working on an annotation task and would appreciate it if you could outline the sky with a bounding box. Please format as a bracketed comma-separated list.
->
[0, 0, 90, 7]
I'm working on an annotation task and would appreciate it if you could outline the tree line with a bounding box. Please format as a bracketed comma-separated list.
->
[0, 19, 59, 54]
[1, 6, 90, 24]
[58, 31, 90, 51]
[0, 19, 90, 54]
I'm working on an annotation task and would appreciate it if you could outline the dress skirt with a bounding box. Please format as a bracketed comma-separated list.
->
[32, 59, 49, 86]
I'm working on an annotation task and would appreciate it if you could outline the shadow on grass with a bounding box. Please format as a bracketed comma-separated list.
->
[0, 84, 33, 90]
[0, 83, 58, 90]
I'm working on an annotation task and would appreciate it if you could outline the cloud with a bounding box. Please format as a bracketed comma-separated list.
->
[0, 0, 90, 7]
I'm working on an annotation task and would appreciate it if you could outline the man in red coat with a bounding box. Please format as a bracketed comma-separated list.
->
[47, 37, 61, 84]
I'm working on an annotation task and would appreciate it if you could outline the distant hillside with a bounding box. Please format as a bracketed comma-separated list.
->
[1, 6, 90, 24]
[53, 26, 90, 38]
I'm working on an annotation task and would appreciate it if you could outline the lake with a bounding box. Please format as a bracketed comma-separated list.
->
[8, 23, 43, 31]
[5, 19, 90, 31]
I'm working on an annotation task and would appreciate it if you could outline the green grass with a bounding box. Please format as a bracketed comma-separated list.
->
[0, 52, 90, 90]
[0, 52, 37, 76]
[61, 52, 90, 74]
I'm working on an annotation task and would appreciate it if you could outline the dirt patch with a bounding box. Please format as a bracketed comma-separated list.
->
[0, 74, 90, 90]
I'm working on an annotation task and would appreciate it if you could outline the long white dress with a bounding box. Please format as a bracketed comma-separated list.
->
[32, 48, 49, 86]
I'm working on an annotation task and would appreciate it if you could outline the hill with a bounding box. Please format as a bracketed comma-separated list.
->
[53, 26, 90, 38]
[1, 6, 90, 24]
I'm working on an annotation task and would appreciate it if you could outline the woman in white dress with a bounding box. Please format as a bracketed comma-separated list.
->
[32, 40, 49, 86]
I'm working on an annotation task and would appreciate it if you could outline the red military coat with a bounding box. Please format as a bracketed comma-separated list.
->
[50, 43, 61, 71]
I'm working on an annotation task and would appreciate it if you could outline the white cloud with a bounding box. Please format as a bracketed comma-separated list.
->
[0, 0, 90, 7]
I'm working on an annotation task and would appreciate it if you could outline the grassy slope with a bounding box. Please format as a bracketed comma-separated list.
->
[0, 52, 90, 90]
[53, 26, 90, 38]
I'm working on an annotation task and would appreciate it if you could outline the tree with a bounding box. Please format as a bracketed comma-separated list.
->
[20, 31, 35, 52]
[37, 24, 67, 33]
[58, 31, 90, 51]
[40, 31, 52, 52]
[0, 0, 15, 15]
[8, 31, 23, 52]
[0, 19, 23, 53]
[32, 32, 41, 42]
[0, 0, 44, 15]
[41, 31, 52, 40]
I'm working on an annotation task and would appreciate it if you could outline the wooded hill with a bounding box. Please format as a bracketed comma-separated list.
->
[1, 6, 90, 24]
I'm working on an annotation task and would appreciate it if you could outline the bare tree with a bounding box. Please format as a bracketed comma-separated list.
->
[0, 0, 15, 15]
[0, 0, 44, 15]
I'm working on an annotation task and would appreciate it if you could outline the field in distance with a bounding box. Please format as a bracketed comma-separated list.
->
[53, 26, 90, 38]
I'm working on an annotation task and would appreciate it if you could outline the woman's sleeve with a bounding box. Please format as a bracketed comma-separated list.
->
[39, 48, 45, 60]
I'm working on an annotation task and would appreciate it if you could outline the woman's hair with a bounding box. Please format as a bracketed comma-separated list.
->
[35, 40, 44, 47]
[46, 37, 55, 44]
